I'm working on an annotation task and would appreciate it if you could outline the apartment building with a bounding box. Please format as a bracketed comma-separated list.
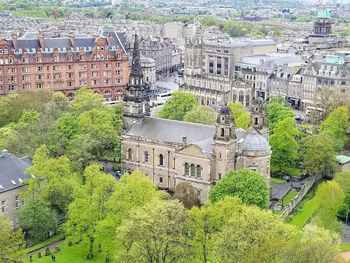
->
[0, 30, 129, 102]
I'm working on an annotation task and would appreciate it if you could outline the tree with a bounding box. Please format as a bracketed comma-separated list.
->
[209, 169, 269, 209]
[0, 90, 53, 128]
[270, 117, 299, 174]
[281, 225, 341, 263]
[158, 92, 198, 121]
[338, 187, 350, 223]
[300, 133, 337, 177]
[68, 88, 104, 116]
[116, 199, 192, 263]
[25, 145, 79, 214]
[211, 205, 297, 263]
[188, 197, 243, 263]
[0, 216, 25, 263]
[313, 181, 344, 233]
[95, 170, 167, 258]
[173, 182, 200, 209]
[266, 102, 294, 133]
[18, 196, 57, 242]
[320, 106, 349, 151]
[227, 102, 250, 130]
[183, 105, 216, 125]
[64, 164, 117, 259]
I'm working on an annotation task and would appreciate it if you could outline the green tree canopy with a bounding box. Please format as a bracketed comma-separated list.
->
[320, 106, 349, 151]
[212, 205, 297, 263]
[0, 216, 25, 262]
[266, 102, 294, 133]
[183, 105, 217, 125]
[189, 197, 243, 263]
[270, 117, 299, 174]
[313, 181, 344, 234]
[227, 102, 250, 130]
[300, 133, 336, 177]
[116, 199, 192, 263]
[209, 169, 269, 209]
[158, 91, 198, 121]
[64, 164, 117, 259]
[95, 170, 167, 257]
[18, 196, 57, 242]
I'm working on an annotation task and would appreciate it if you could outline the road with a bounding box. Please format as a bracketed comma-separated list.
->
[150, 75, 182, 116]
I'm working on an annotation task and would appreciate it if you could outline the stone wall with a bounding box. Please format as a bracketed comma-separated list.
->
[279, 176, 316, 219]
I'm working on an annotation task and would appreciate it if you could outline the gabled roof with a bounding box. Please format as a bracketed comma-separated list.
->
[0, 150, 32, 193]
[126, 116, 215, 145]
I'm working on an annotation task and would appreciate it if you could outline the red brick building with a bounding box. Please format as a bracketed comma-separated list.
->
[0, 31, 129, 102]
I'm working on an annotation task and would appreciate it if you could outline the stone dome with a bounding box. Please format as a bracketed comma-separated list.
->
[242, 128, 270, 152]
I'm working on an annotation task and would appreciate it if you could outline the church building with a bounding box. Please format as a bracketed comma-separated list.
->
[121, 35, 271, 202]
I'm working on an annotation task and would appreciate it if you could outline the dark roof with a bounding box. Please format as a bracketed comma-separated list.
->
[75, 37, 95, 48]
[126, 117, 215, 145]
[0, 150, 32, 193]
[218, 105, 231, 115]
[16, 39, 41, 50]
[43, 38, 71, 49]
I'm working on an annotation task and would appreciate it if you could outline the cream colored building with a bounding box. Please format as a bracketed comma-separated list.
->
[121, 103, 271, 202]
[182, 24, 276, 107]
[122, 35, 271, 203]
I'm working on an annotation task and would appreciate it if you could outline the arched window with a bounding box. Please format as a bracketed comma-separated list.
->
[127, 148, 132, 161]
[159, 154, 164, 166]
[221, 128, 225, 137]
[144, 151, 149, 163]
[196, 165, 201, 178]
[184, 163, 189, 176]
[190, 164, 195, 177]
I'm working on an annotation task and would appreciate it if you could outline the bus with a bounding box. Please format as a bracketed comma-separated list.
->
[305, 106, 324, 116]
[151, 92, 172, 107]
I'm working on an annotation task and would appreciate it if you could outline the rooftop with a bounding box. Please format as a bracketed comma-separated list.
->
[0, 150, 32, 193]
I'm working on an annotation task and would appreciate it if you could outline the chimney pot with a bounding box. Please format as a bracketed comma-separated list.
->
[2, 149, 9, 157]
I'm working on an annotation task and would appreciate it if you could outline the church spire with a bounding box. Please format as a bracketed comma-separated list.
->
[130, 34, 143, 78]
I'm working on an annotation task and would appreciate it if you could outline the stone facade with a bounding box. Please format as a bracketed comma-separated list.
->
[0, 30, 129, 102]
[121, 34, 271, 203]
[139, 37, 175, 79]
[121, 105, 271, 203]
[0, 150, 31, 228]
[182, 25, 276, 106]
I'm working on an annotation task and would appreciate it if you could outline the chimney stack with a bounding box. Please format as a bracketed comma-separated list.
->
[182, 136, 187, 146]
[11, 33, 17, 49]
[2, 149, 9, 157]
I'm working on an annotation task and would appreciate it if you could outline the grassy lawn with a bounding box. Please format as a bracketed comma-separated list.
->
[290, 197, 319, 228]
[25, 240, 106, 263]
[24, 234, 64, 254]
[270, 177, 286, 184]
[340, 243, 350, 252]
[282, 189, 298, 206]
[285, 167, 302, 177]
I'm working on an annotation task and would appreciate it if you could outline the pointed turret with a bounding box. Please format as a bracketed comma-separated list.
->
[130, 34, 143, 78]
[123, 35, 150, 130]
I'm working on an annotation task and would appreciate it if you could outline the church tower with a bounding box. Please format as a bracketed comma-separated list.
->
[213, 105, 236, 181]
[250, 98, 269, 139]
[123, 34, 150, 130]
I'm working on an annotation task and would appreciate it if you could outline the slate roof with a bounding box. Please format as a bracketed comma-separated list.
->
[127, 116, 215, 144]
[126, 117, 248, 155]
[0, 150, 32, 193]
